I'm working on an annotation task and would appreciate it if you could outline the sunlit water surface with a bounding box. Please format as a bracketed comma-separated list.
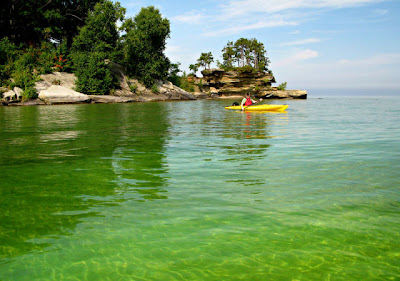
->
[1, 96, 399, 280]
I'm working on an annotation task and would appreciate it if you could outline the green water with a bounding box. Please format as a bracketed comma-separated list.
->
[1, 97, 399, 280]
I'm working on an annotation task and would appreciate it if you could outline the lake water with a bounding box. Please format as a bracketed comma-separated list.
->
[1, 96, 399, 280]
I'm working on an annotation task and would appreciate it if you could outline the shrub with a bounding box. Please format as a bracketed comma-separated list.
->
[277, 82, 287, 90]
[36, 41, 56, 74]
[12, 57, 39, 101]
[21, 87, 38, 101]
[129, 82, 137, 93]
[72, 52, 115, 95]
[0, 38, 18, 81]
[236, 65, 256, 74]
[151, 83, 159, 94]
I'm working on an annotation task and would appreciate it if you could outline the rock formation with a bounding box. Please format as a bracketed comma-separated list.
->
[38, 85, 91, 104]
[200, 68, 307, 99]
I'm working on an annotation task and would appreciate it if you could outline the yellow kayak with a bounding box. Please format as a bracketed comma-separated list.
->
[225, 104, 288, 112]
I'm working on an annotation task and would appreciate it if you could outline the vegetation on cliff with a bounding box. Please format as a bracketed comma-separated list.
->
[0, 1, 288, 100]
[189, 38, 271, 75]
[0, 1, 175, 99]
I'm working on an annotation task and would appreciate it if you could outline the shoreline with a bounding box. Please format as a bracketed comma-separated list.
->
[1, 70, 307, 107]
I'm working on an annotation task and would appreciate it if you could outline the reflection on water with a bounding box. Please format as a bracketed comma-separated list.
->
[0, 103, 171, 259]
[2, 98, 398, 280]
[110, 104, 170, 201]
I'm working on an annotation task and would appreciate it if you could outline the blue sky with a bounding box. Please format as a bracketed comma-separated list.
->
[118, 0, 400, 90]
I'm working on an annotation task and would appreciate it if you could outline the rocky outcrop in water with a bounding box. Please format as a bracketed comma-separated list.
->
[38, 85, 91, 104]
[200, 68, 307, 99]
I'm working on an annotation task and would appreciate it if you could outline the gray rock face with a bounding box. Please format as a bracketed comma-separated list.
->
[35, 72, 77, 93]
[13, 87, 23, 99]
[156, 80, 197, 100]
[39, 85, 91, 104]
[2, 90, 18, 101]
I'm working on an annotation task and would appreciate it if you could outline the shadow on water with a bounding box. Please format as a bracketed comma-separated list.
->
[0, 103, 170, 260]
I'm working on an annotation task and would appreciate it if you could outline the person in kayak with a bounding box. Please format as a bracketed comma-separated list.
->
[241, 93, 262, 111]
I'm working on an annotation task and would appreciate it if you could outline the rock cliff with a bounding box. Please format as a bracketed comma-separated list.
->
[200, 68, 307, 99]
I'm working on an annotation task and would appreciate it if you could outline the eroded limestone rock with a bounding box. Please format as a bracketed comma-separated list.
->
[39, 85, 91, 104]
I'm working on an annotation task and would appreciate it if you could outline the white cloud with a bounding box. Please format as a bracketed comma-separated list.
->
[222, 0, 384, 17]
[172, 11, 207, 24]
[281, 38, 321, 46]
[203, 18, 298, 37]
[275, 49, 319, 66]
[374, 9, 388, 15]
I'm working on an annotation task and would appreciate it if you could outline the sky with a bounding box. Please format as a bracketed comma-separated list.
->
[118, 0, 400, 91]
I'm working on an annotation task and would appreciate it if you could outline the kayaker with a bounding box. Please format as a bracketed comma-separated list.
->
[241, 93, 262, 111]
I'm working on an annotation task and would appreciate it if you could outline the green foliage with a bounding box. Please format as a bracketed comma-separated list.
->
[151, 84, 159, 94]
[123, 6, 170, 88]
[7, 46, 41, 100]
[72, 52, 114, 95]
[177, 72, 195, 93]
[129, 82, 137, 93]
[69, 1, 124, 95]
[72, 1, 125, 55]
[236, 65, 257, 74]
[167, 63, 181, 86]
[1, 0, 100, 46]
[37, 42, 56, 74]
[189, 64, 199, 75]
[52, 40, 72, 72]
[21, 87, 38, 101]
[0, 38, 18, 82]
[221, 38, 270, 71]
[197, 52, 214, 70]
[196, 78, 203, 88]
[277, 82, 287, 90]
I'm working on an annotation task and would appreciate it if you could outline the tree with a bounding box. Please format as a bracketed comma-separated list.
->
[197, 52, 214, 70]
[189, 64, 199, 75]
[71, 1, 124, 95]
[72, 1, 125, 56]
[0, 0, 100, 47]
[221, 41, 236, 68]
[234, 38, 249, 67]
[123, 6, 170, 87]
[221, 38, 270, 71]
[167, 62, 181, 86]
[73, 52, 114, 95]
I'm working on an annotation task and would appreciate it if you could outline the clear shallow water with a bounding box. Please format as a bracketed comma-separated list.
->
[0, 96, 399, 280]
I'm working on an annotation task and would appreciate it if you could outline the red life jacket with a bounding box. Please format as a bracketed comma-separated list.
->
[244, 98, 253, 106]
